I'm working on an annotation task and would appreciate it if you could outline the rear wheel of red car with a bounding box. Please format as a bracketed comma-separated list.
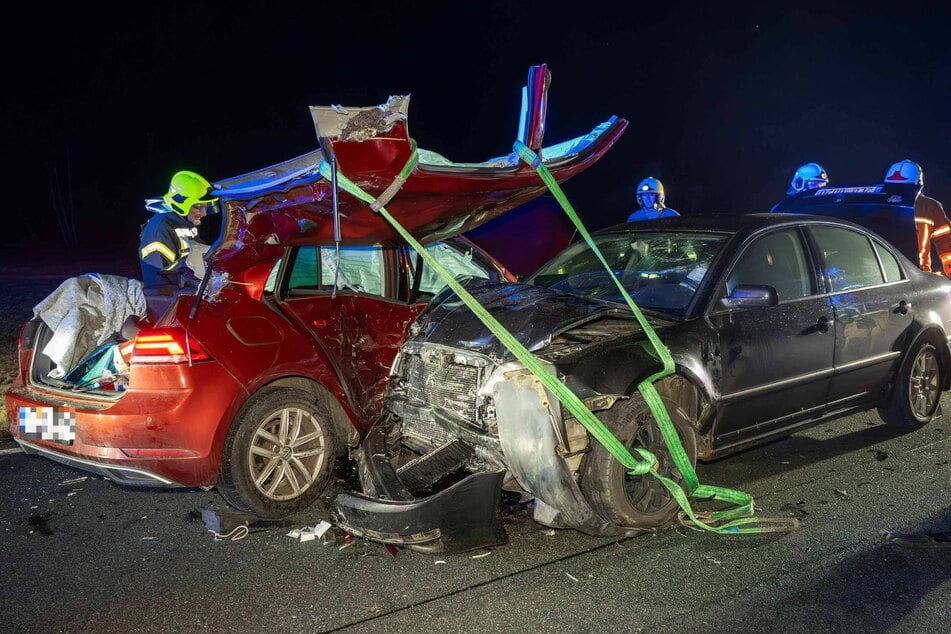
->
[879, 340, 944, 430]
[580, 394, 697, 530]
[218, 388, 336, 518]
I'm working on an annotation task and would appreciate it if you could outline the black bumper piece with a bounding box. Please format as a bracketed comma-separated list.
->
[332, 423, 508, 554]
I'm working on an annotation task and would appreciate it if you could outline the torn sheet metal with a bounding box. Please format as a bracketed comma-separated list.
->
[310, 96, 410, 142]
[492, 370, 618, 536]
[206, 64, 627, 276]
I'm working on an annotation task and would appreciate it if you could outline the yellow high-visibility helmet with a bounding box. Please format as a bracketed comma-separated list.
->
[164, 170, 218, 216]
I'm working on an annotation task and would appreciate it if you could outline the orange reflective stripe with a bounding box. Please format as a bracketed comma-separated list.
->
[916, 216, 935, 225]
[934, 225, 951, 237]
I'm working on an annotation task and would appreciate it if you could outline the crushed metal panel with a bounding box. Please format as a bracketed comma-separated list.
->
[310, 96, 410, 142]
[493, 370, 617, 536]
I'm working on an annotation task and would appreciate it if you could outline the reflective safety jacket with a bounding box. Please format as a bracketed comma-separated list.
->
[139, 205, 198, 287]
[914, 194, 951, 275]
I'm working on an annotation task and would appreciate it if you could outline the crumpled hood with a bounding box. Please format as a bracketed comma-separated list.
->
[408, 278, 638, 361]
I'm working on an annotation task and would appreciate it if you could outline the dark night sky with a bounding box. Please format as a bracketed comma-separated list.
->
[4, 2, 951, 254]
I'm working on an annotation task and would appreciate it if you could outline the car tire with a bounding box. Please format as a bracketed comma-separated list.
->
[878, 340, 944, 430]
[580, 393, 698, 529]
[218, 387, 336, 518]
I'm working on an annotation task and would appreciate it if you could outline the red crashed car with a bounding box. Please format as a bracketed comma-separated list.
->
[4, 65, 626, 517]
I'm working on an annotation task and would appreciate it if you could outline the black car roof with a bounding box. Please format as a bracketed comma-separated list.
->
[598, 187, 918, 263]
[598, 212, 867, 235]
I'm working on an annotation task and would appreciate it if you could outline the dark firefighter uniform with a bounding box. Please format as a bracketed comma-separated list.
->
[914, 194, 951, 276]
[139, 208, 199, 287]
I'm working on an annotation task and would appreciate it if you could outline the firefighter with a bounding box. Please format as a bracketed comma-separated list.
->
[139, 170, 219, 288]
[627, 177, 679, 222]
[884, 160, 951, 276]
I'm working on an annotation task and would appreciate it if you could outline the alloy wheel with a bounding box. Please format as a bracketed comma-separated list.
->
[247, 406, 329, 501]
[909, 347, 941, 420]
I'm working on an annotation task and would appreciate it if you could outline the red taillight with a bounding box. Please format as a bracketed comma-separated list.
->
[130, 329, 211, 364]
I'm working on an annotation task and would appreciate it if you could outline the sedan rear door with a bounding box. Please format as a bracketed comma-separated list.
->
[806, 223, 913, 409]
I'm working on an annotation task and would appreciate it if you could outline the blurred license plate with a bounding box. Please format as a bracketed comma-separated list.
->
[18, 406, 76, 445]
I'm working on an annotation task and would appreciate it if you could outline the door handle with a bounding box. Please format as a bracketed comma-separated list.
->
[817, 315, 833, 333]
[896, 300, 910, 315]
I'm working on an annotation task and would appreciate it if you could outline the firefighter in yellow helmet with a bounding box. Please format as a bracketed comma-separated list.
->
[885, 160, 951, 276]
[139, 170, 218, 288]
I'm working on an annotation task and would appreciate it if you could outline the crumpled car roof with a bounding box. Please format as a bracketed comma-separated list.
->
[207, 65, 627, 273]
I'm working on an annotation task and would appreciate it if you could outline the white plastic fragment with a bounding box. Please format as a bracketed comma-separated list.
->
[470, 551, 492, 559]
[565, 572, 579, 582]
[289, 522, 332, 543]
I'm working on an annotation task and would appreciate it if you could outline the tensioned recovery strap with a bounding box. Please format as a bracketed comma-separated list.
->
[318, 150, 797, 534]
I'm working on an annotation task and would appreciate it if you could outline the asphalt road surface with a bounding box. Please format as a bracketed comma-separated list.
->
[2, 400, 950, 634]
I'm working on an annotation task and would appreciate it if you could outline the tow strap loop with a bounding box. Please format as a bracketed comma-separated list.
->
[371, 140, 418, 212]
[318, 148, 795, 535]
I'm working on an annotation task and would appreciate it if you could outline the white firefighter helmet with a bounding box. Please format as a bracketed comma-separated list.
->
[884, 159, 923, 187]
[788, 163, 829, 195]
[635, 177, 665, 210]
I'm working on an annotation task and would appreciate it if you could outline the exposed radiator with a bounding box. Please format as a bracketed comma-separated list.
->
[401, 351, 482, 424]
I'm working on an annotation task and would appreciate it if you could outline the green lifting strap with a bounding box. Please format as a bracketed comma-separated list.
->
[318, 148, 798, 535]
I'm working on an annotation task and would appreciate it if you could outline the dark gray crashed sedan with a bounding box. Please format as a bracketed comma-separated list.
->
[334, 213, 951, 552]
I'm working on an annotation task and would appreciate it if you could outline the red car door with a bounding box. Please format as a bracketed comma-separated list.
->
[278, 245, 423, 422]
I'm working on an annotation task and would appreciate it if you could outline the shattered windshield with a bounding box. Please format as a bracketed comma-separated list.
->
[527, 231, 728, 315]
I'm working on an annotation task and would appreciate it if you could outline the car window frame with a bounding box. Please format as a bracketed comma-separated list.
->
[709, 225, 820, 314]
[270, 245, 400, 301]
[803, 222, 909, 294]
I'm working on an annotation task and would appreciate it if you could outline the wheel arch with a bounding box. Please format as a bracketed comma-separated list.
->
[650, 369, 713, 459]
[900, 325, 951, 392]
[252, 377, 357, 454]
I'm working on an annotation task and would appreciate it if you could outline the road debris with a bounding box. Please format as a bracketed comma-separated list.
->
[287, 520, 333, 543]
[881, 529, 951, 549]
[870, 449, 888, 462]
[470, 551, 492, 559]
[833, 489, 848, 499]
[781, 501, 810, 518]
[59, 477, 88, 486]
[565, 572, 579, 582]
[210, 525, 249, 541]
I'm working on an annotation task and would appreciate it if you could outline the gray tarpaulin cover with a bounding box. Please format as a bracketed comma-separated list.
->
[33, 274, 147, 378]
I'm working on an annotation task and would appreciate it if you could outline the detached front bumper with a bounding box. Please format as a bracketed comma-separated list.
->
[332, 423, 508, 554]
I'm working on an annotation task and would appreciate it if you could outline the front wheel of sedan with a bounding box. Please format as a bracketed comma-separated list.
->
[580, 393, 698, 530]
[879, 341, 944, 430]
[218, 388, 337, 518]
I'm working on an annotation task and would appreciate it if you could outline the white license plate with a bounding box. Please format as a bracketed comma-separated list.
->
[18, 406, 76, 444]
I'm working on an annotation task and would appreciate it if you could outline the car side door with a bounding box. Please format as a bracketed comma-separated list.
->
[277, 245, 423, 422]
[707, 226, 835, 445]
[806, 223, 914, 409]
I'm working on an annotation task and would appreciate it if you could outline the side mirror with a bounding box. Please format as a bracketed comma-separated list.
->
[719, 284, 778, 309]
